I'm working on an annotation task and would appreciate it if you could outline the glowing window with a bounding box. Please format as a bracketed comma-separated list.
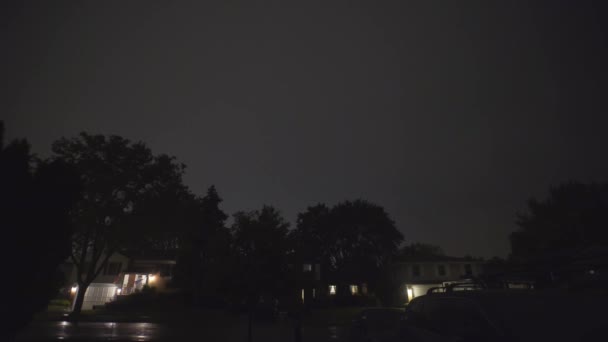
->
[350, 285, 359, 295]
[329, 285, 337, 295]
[303, 264, 312, 272]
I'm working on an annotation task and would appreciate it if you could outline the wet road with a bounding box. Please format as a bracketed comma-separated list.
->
[16, 322, 169, 341]
[16, 320, 348, 342]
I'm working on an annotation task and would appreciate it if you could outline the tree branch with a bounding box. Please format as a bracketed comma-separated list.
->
[92, 249, 115, 281]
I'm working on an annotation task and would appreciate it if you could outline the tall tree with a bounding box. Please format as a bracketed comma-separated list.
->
[510, 181, 608, 261]
[229, 205, 290, 342]
[290, 203, 331, 262]
[2, 122, 81, 339]
[230, 206, 291, 301]
[198, 186, 230, 299]
[294, 200, 404, 295]
[174, 186, 230, 305]
[51, 133, 186, 316]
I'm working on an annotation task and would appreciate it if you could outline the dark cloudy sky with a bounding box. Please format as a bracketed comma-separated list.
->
[3, 1, 608, 257]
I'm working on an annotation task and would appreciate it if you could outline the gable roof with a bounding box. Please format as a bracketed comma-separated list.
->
[392, 255, 483, 263]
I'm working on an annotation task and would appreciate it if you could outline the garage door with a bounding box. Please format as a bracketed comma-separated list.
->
[81, 283, 118, 310]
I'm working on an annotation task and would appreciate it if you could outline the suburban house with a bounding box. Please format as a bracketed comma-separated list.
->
[61, 251, 176, 310]
[285, 259, 322, 305]
[390, 255, 485, 303]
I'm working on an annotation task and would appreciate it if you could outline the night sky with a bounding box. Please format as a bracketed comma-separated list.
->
[3, 1, 608, 258]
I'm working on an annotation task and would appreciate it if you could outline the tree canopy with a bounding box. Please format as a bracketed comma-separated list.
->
[51, 133, 187, 315]
[293, 199, 403, 285]
[173, 185, 231, 305]
[510, 181, 608, 261]
[230, 206, 291, 299]
[2, 122, 81, 338]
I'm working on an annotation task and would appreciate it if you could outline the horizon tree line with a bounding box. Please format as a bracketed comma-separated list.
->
[4, 122, 605, 338]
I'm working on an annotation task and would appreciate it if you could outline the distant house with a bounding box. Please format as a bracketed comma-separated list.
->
[116, 250, 176, 296]
[390, 255, 485, 303]
[61, 250, 176, 311]
[286, 259, 322, 305]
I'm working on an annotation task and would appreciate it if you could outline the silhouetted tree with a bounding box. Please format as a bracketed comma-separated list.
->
[51, 133, 186, 317]
[198, 186, 231, 301]
[510, 181, 608, 261]
[2, 123, 81, 340]
[230, 206, 290, 303]
[174, 186, 230, 306]
[399, 242, 445, 258]
[293, 200, 403, 298]
[290, 203, 331, 264]
[228, 206, 290, 342]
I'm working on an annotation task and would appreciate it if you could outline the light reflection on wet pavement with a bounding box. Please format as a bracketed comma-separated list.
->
[16, 320, 349, 341]
[16, 321, 169, 341]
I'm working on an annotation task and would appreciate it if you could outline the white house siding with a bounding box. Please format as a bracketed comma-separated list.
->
[393, 259, 485, 303]
[77, 283, 119, 311]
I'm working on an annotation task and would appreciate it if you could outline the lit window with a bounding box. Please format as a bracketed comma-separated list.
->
[303, 264, 312, 272]
[312, 288, 316, 298]
[301, 289, 305, 302]
[329, 285, 337, 295]
[350, 285, 358, 295]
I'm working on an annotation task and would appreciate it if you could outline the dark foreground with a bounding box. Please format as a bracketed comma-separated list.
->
[15, 317, 347, 342]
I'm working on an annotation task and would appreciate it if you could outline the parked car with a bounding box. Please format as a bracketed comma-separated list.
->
[401, 290, 607, 342]
[348, 308, 406, 342]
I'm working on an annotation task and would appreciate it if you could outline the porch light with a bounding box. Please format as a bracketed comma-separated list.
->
[116, 288, 122, 295]
[148, 274, 156, 282]
[70, 286, 78, 294]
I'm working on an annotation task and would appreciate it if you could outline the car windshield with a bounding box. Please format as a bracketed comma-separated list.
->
[479, 293, 606, 342]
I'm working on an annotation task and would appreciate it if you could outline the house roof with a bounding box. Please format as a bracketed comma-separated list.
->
[119, 249, 178, 261]
[392, 255, 483, 263]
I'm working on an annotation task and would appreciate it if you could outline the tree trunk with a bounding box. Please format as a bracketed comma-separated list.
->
[70, 283, 88, 320]
[248, 306, 253, 342]
[294, 309, 302, 342]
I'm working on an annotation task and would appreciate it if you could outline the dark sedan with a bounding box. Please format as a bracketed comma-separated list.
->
[400, 290, 607, 342]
